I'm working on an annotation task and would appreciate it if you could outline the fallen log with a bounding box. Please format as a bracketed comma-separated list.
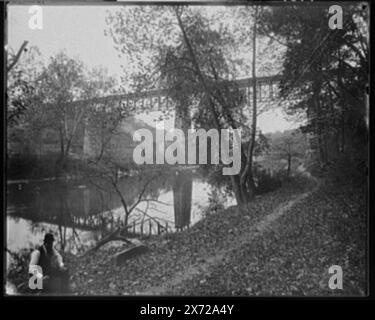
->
[80, 228, 132, 257]
[113, 245, 149, 265]
[80, 228, 148, 258]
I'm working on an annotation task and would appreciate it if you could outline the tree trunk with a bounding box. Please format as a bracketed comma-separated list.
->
[231, 174, 244, 205]
[111, 179, 130, 226]
[340, 108, 345, 153]
[174, 9, 245, 205]
[312, 74, 326, 168]
[55, 126, 68, 176]
[240, 6, 258, 201]
[337, 48, 346, 153]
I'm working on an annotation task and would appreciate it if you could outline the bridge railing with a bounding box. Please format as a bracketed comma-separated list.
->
[60, 75, 282, 111]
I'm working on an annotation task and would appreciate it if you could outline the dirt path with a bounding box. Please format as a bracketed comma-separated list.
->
[139, 178, 320, 295]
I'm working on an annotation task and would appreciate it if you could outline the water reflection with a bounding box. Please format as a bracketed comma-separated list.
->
[7, 217, 99, 254]
[173, 171, 192, 231]
[7, 168, 235, 254]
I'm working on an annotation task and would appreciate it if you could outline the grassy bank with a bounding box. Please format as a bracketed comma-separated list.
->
[170, 168, 367, 296]
[65, 175, 314, 295]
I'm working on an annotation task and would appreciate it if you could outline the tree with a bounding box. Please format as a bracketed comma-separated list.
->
[259, 4, 369, 167]
[106, 5, 280, 206]
[29, 52, 118, 174]
[241, 5, 259, 200]
[7, 44, 43, 125]
[78, 88, 169, 238]
[270, 129, 308, 178]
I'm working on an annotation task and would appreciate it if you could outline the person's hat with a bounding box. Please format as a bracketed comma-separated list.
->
[44, 233, 55, 243]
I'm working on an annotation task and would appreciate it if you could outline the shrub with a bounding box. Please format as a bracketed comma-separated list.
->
[7, 154, 39, 179]
[6, 248, 33, 293]
[254, 166, 283, 195]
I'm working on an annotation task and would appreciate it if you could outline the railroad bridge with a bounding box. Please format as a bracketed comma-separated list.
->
[73, 75, 282, 158]
[73, 75, 282, 112]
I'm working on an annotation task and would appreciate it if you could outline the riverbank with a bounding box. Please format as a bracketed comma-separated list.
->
[66, 175, 316, 295]
[174, 172, 367, 296]
[68, 166, 366, 296]
[9, 167, 367, 296]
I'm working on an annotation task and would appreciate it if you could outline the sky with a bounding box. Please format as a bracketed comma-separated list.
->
[8, 4, 301, 133]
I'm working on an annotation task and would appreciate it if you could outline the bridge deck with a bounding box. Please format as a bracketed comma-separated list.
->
[66, 75, 283, 107]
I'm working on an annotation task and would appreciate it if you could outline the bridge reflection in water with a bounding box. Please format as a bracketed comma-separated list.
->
[7, 169, 234, 254]
[173, 171, 193, 231]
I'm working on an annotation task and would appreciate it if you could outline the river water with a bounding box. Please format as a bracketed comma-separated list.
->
[7, 168, 235, 255]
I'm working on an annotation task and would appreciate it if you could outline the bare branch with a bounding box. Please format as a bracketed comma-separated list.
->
[128, 174, 159, 214]
[7, 41, 28, 73]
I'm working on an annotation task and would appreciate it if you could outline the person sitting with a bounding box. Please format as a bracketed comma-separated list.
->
[28, 233, 69, 293]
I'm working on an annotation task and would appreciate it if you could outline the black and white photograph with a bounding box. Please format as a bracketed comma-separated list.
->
[4, 0, 369, 299]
